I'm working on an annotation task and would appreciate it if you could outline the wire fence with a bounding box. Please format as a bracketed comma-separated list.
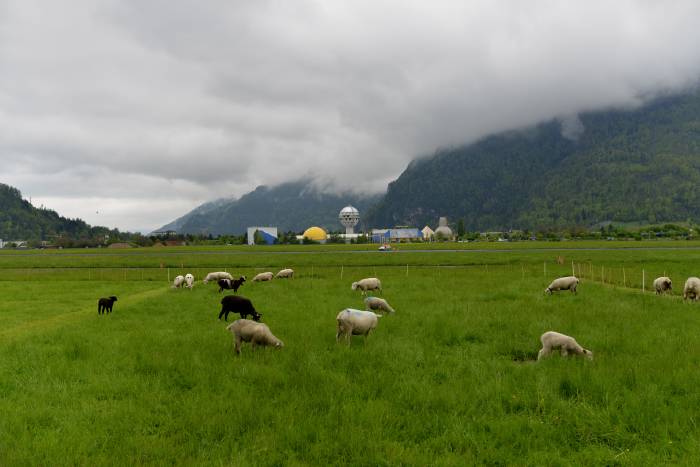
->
[0, 261, 683, 294]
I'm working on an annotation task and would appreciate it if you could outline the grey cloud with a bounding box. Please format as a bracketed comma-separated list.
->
[2, 1, 700, 231]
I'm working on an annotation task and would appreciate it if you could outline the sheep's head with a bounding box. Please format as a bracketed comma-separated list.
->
[544, 288, 552, 295]
[110, 296, 118, 302]
[351, 282, 358, 290]
[253, 312, 262, 322]
[273, 339, 284, 349]
[666, 280, 672, 289]
[583, 349, 594, 360]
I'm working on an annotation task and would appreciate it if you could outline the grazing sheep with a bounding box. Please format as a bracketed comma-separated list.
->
[351, 277, 382, 296]
[184, 273, 194, 289]
[653, 276, 672, 295]
[336, 308, 382, 344]
[97, 296, 118, 315]
[364, 296, 395, 314]
[218, 276, 246, 293]
[171, 275, 185, 288]
[538, 331, 593, 361]
[252, 272, 274, 282]
[203, 271, 234, 284]
[226, 319, 283, 355]
[275, 268, 294, 279]
[683, 277, 700, 301]
[219, 295, 261, 322]
[545, 276, 579, 295]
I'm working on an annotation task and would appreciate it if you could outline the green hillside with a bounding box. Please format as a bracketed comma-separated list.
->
[0, 183, 119, 242]
[367, 91, 700, 230]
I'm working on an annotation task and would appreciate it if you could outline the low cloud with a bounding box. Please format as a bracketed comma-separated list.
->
[2, 1, 700, 231]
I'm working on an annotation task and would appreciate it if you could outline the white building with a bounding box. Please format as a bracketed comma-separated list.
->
[246, 227, 278, 245]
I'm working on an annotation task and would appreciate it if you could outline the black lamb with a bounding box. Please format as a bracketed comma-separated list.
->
[219, 295, 261, 322]
[218, 276, 246, 293]
[98, 296, 118, 315]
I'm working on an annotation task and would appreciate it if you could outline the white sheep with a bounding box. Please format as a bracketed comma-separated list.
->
[336, 308, 382, 344]
[351, 277, 382, 296]
[252, 272, 274, 282]
[538, 331, 593, 361]
[545, 276, 579, 295]
[203, 271, 234, 284]
[275, 268, 294, 279]
[683, 277, 700, 301]
[171, 275, 185, 288]
[184, 273, 194, 289]
[364, 297, 395, 314]
[653, 276, 672, 295]
[226, 319, 284, 354]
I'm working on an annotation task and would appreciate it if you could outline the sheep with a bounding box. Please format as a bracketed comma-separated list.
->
[538, 331, 593, 361]
[275, 268, 294, 279]
[226, 319, 283, 355]
[184, 273, 194, 289]
[545, 276, 579, 295]
[97, 296, 118, 315]
[364, 296, 395, 314]
[171, 275, 185, 288]
[351, 277, 382, 296]
[219, 295, 261, 322]
[683, 277, 700, 301]
[218, 276, 246, 293]
[252, 272, 274, 282]
[203, 271, 234, 284]
[336, 308, 382, 344]
[653, 276, 672, 295]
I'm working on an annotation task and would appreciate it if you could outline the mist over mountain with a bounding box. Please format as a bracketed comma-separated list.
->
[157, 180, 381, 235]
[366, 90, 700, 231]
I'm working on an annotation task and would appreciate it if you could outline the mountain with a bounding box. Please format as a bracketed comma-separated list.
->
[367, 91, 700, 230]
[157, 180, 382, 235]
[0, 183, 115, 241]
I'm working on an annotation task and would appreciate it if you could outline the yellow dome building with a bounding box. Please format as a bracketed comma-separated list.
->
[303, 226, 327, 242]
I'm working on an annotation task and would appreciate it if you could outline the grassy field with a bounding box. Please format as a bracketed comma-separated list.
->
[2, 245, 700, 464]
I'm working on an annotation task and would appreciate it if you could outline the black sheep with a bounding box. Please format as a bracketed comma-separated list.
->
[98, 296, 118, 315]
[218, 276, 246, 293]
[219, 295, 261, 322]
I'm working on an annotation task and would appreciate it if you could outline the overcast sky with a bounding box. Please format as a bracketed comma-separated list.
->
[2, 1, 700, 232]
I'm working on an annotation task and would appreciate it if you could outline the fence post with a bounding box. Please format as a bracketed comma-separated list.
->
[623, 267, 626, 287]
[642, 269, 645, 292]
[341, 265, 344, 280]
[544, 262, 546, 278]
[521, 264, 525, 280]
[168, 268, 170, 283]
[406, 264, 409, 277]
[572, 261, 575, 277]
[601, 266, 604, 284]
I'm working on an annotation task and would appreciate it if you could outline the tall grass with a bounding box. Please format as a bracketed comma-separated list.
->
[2, 250, 700, 464]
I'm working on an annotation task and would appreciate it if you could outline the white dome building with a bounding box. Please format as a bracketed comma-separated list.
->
[435, 217, 453, 240]
[339, 206, 360, 235]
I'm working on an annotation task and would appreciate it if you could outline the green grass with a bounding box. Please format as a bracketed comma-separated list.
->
[2, 248, 700, 464]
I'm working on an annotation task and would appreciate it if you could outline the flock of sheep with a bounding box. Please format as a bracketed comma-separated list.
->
[540, 273, 700, 361]
[96, 267, 700, 360]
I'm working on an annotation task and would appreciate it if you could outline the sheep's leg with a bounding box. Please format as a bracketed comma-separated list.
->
[218, 309, 226, 320]
[234, 336, 242, 355]
[560, 348, 569, 357]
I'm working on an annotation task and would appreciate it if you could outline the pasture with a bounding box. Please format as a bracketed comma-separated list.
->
[2, 245, 700, 464]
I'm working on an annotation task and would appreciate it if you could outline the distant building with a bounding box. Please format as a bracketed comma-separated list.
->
[435, 217, 454, 240]
[247, 227, 278, 245]
[371, 228, 422, 243]
[302, 226, 327, 243]
[150, 230, 178, 237]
